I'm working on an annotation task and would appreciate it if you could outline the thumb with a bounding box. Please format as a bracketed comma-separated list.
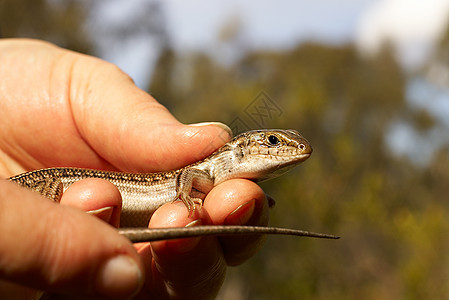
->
[70, 58, 232, 171]
[0, 180, 143, 299]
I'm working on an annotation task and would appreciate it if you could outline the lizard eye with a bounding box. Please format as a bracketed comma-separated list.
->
[267, 135, 280, 145]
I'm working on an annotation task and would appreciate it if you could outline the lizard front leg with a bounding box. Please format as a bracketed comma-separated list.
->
[174, 167, 214, 215]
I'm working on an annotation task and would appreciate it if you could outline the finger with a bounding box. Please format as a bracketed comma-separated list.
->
[144, 202, 226, 299]
[68, 56, 232, 171]
[0, 40, 232, 173]
[203, 179, 269, 266]
[59, 178, 122, 228]
[0, 180, 143, 299]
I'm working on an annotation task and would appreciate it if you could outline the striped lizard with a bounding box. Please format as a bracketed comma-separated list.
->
[9, 129, 339, 242]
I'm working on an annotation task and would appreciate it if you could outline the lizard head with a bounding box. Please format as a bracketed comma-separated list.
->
[228, 129, 313, 182]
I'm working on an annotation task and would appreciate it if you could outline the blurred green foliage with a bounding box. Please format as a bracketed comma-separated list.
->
[0, 0, 93, 53]
[151, 42, 449, 299]
[2, 1, 449, 299]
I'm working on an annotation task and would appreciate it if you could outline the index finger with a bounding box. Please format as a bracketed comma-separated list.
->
[203, 179, 269, 266]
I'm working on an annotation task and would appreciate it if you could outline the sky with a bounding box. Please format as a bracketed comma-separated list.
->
[92, 0, 449, 87]
[163, 0, 371, 49]
[356, 0, 449, 68]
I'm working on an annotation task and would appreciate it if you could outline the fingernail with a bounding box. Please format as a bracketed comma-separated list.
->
[189, 122, 233, 137]
[224, 199, 256, 225]
[86, 206, 114, 222]
[166, 219, 202, 253]
[185, 219, 202, 227]
[96, 255, 143, 298]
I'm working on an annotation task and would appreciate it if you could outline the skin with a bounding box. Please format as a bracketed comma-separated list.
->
[0, 39, 269, 299]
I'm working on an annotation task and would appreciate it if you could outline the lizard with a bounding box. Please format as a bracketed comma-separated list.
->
[8, 129, 339, 242]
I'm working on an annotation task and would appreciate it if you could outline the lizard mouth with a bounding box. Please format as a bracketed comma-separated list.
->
[292, 154, 309, 163]
[282, 153, 311, 164]
[255, 152, 311, 166]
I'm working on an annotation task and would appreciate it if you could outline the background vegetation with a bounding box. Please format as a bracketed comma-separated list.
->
[2, 1, 448, 299]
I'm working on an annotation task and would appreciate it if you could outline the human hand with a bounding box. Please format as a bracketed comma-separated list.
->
[0, 39, 269, 299]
